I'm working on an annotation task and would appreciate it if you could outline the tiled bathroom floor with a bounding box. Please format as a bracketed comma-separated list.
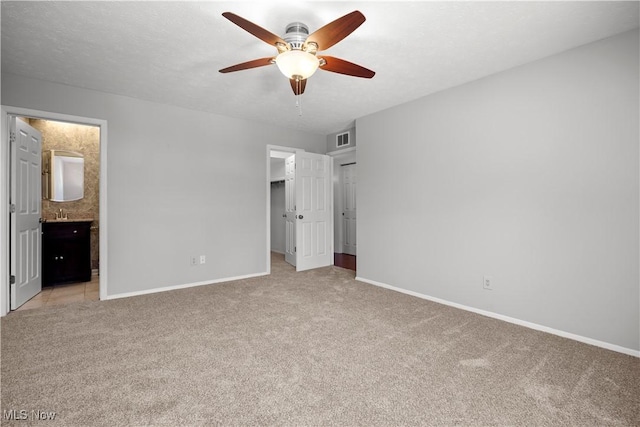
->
[16, 274, 100, 311]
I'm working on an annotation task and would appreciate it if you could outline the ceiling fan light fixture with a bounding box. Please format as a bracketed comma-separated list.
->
[275, 50, 319, 80]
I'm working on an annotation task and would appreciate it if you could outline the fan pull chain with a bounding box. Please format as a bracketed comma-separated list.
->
[296, 79, 303, 116]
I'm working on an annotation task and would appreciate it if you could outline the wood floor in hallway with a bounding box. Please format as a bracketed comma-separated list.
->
[334, 253, 356, 271]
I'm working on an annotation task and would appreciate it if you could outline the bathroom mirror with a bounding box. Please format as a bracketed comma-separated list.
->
[44, 150, 84, 202]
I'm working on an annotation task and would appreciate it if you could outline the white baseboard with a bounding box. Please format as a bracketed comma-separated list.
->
[104, 272, 268, 301]
[355, 276, 639, 358]
[271, 249, 285, 255]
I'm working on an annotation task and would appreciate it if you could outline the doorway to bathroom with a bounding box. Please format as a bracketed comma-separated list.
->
[20, 117, 100, 310]
[1, 106, 108, 315]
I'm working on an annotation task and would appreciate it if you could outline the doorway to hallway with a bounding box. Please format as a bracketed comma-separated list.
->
[329, 147, 357, 273]
[266, 145, 334, 273]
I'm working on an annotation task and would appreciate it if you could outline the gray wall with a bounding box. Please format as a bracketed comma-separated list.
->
[356, 30, 639, 351]
[2, 73, 326, 297]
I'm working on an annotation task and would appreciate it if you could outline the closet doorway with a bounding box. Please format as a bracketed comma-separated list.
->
[269, 152, 288, 256]
[267, 146, 300, 272]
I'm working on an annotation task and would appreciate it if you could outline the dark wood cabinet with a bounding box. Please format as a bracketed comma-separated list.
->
[42, 221, 92, 286]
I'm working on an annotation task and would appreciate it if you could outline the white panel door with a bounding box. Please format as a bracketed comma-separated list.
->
[342, 163, 357, 256]
[284, 155, 296, 266]
[10, 117, 43, 309]
[295, 152, 332, 271]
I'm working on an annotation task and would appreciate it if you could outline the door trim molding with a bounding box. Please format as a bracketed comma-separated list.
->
[0, 105, 108, 316]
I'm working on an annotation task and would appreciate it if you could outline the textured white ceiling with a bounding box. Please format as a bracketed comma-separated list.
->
[2, 1, 638, 135]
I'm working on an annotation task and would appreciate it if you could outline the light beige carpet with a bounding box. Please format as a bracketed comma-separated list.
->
[1, 253, 639, 426]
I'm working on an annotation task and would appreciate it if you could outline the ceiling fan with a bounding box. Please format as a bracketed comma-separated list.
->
[219, 10, 375, 95]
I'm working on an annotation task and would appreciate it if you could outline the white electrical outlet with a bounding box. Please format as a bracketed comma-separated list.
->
[483, 275, 493, 290]
[190, 256, 198, 266]
[200, 255, 206, 265]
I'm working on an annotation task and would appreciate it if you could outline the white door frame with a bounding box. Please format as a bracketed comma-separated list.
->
[0, 105, 108, 316]
[265, 144, 307, 274]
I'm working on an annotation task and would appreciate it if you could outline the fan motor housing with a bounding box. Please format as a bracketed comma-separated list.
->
[284, 22, 309, 50]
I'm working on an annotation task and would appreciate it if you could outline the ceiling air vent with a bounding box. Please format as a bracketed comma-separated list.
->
[336, 131, 350, 148]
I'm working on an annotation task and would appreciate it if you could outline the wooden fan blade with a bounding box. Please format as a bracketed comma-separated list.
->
[219, 57, 274, 73]
[222, 12, 287, 48]
[290, 78, 307, 95]
[305, 11, 365, 51]
[319, 56, 375, 78]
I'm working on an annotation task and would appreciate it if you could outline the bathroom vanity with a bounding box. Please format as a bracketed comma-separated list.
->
[42, 220, 92, 286]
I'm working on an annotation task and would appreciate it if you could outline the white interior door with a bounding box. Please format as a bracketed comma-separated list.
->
[10, 117, 43, 309]
[284, 155, 296, 266]
[294, 152, 332, 271]
[342, 163, 357, 256]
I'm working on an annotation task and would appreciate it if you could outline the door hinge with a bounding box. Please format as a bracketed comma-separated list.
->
[9, 131, 16, 144]
[295, 246, 296, 253]
[10, 275, 15, 285]
[10, 204, 16, 214]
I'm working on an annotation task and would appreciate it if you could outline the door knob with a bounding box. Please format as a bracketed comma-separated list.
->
[297, 215, 304, 219]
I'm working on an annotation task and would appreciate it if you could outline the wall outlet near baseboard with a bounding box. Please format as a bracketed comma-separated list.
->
[483, 275, 493, 290]
[190, 256, 198, 266]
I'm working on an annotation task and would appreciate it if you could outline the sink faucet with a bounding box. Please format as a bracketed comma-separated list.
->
[56, 208, 68, 220]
